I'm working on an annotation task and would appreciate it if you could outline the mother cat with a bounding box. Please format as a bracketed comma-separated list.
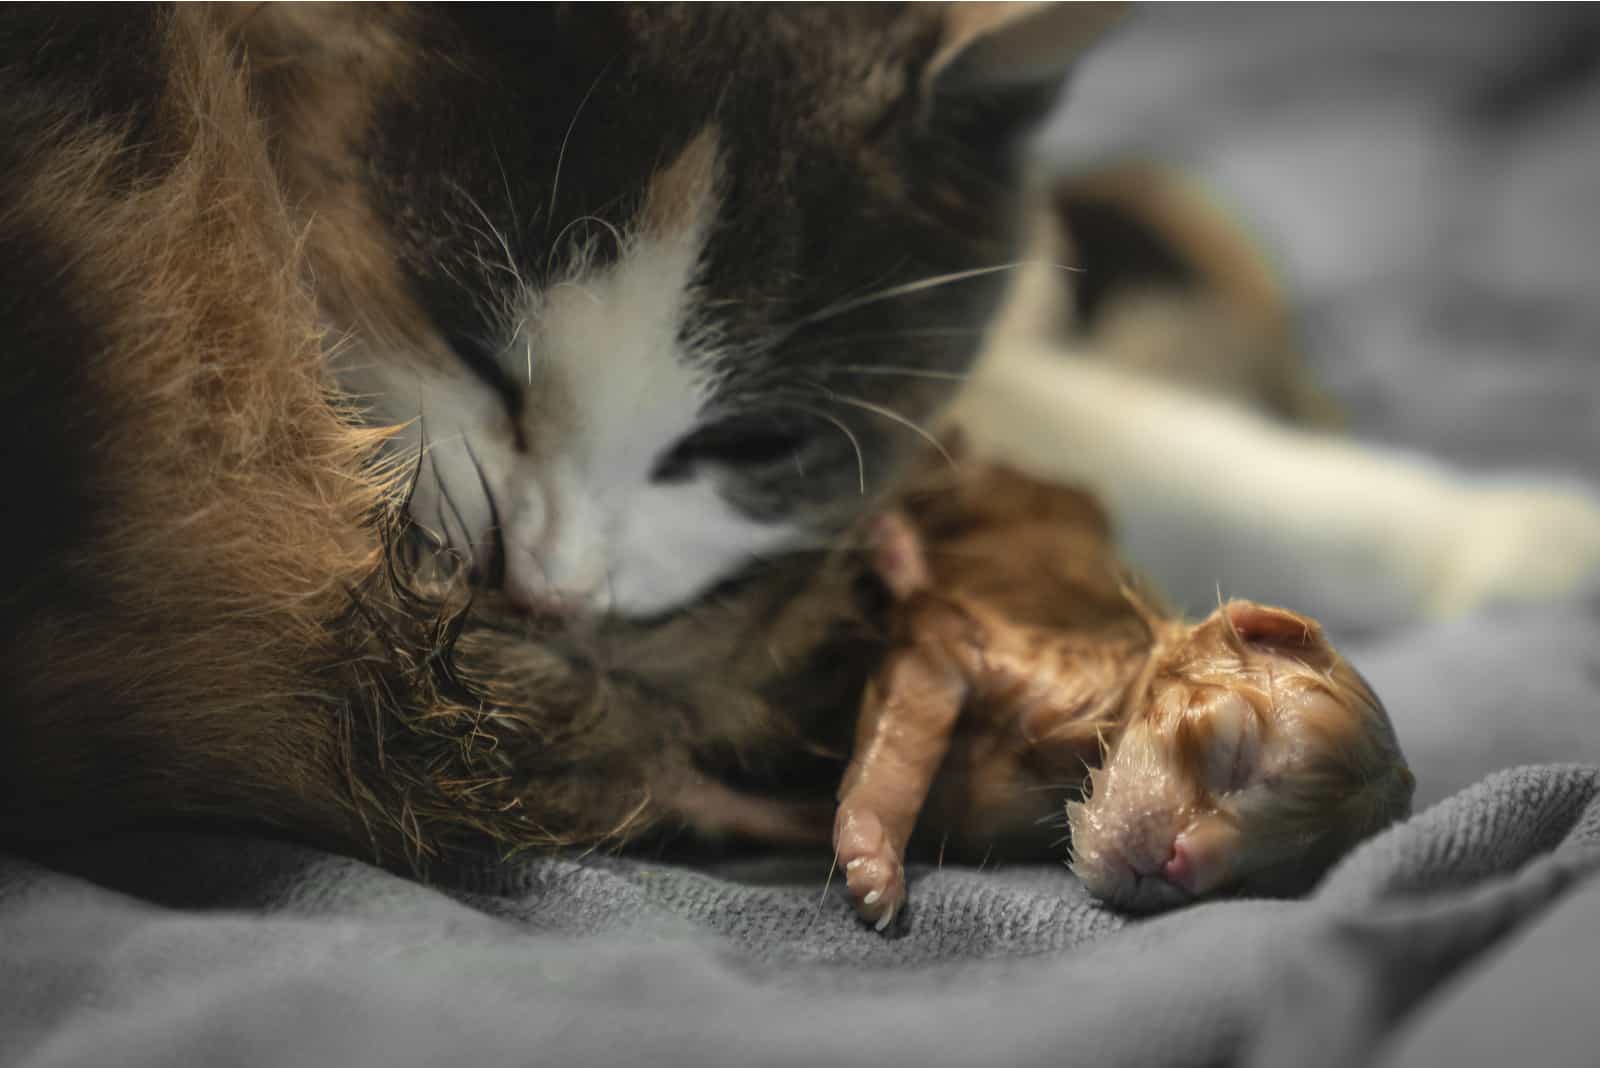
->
[1, 5, 1594, 867]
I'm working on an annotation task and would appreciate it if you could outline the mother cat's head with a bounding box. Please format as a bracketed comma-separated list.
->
[248, 3, 1119, 618]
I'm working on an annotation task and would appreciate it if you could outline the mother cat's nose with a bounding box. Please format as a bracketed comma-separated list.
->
[502, 472, 611, 616]
[502, 548, 610, 619]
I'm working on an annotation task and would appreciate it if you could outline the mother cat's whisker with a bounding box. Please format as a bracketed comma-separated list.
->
[814, 366, 973, 383]
[788, 327, 990, 355]
[503, 314, 535, 385]
[448, 180, 527, 289]
[807, 388, 954, 469]
[425, 436, 485, 580]
[547, 214, 626, 277]
[546, 59, 616, 239]
[462, 437, 507, 591]
[488, 141, 521, 235]
[463, 243, 525, 288]
[782, 262, 1026, 335]
[720, 394, 869, 495]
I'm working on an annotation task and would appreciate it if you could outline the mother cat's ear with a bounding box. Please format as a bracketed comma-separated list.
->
[926, 2, 1127, 95]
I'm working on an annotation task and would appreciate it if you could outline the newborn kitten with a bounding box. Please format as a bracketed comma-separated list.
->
[826, 458, 1414, 923]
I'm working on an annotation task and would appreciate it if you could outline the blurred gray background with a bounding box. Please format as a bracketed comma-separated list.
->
[1041, 3, 1600, 481]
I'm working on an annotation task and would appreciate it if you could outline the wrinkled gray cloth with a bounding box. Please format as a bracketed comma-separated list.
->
[6, 7, 1600, 1067]
[5, 763, 1600, 1067]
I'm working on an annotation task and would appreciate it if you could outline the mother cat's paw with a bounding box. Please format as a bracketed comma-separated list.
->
[1424, 483, 1600, 618]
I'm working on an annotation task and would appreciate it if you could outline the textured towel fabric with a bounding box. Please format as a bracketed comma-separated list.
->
[3, 766, 1599, 1067]
[6, 6, 1600, 1067]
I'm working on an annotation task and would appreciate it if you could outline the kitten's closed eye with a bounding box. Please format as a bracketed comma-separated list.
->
[652, 416, 811, 482]
[1201, 695, 1261, 794]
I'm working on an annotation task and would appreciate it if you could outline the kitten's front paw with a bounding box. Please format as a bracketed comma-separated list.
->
[1426, 484, 1600, 618]
[834, 805, 907, 932]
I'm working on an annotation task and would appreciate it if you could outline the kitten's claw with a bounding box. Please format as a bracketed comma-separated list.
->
[835, 805, 908, 931]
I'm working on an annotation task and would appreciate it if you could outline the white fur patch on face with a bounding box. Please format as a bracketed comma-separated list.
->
[507, 469, 801, 617]
[337, 128, 802, 618]
[494, 132, 804, 616]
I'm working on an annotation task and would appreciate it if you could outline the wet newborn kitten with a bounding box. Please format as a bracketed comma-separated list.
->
[827, 458, 1414, 923]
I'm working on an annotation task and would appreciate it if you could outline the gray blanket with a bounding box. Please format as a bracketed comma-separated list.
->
[6, 7, 1600, 1067]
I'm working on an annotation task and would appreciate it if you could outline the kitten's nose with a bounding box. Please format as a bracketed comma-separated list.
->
[1162, 840, 1197, 895]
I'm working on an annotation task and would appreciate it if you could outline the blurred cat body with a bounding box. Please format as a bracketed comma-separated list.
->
[967, 163, 1600, 627]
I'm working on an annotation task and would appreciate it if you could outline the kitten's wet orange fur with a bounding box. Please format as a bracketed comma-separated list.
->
[828, 456, 1414, 926]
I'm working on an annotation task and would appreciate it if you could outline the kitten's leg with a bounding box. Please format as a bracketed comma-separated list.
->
[835, 638, 966, 930]
[950, 342, 1600, 626]
[835, 598, 1110, 928]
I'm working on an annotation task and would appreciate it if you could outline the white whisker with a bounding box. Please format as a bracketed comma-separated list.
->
[723, 394, 867, 495]
[817, 390, 953, 468]
[792, 404, 868, 496]
[547, 214, 626, 277]
[450, 180, 525, 289]
[547, 61, 615, 237]
[787, 262, 1024, 333]
[490, 141, 521, 234]
[791, 326, 990, 353]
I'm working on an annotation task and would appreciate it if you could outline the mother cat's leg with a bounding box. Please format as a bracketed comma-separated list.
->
[950, 341, 1600, 627]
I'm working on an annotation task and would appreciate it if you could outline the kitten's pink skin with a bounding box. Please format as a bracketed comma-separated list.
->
[869, 511, 930, 601]
[1162, 841, 1195, 894]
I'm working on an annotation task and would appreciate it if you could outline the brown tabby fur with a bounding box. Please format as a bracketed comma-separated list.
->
[0, 9, 893, 866]
[2, 8, 398, 851]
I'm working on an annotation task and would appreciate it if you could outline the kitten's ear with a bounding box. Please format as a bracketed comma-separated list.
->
[927, 2, 1126, 95]
[1223, 601, 1326, 650]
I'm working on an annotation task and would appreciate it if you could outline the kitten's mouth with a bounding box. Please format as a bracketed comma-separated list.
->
[1071, 838, 1196, 913]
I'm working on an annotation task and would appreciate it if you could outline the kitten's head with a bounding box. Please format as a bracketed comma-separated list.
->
[1069, 602, 1414, 912]
[277, 3, 1120, 617]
